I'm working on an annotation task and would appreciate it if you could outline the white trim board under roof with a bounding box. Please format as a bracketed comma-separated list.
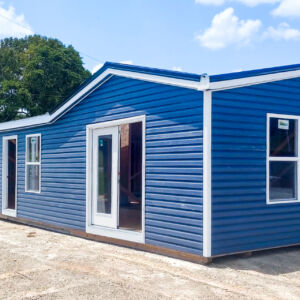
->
[0, 62, 299, 132]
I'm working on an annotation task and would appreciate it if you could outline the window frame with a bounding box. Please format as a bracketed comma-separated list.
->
[267, 113, 300, 204]
[25, 133, 41, 193]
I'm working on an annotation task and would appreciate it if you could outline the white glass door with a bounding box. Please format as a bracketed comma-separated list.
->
[92, 126, 119, 228]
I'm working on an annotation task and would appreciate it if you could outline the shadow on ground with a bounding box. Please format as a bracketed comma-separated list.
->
[211, 245, 300, 276]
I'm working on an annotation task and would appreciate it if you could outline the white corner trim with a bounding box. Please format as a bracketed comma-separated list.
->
[203, 91, 212, 257]
[210, 69, 300, 91]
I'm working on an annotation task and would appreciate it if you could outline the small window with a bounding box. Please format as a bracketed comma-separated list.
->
[267, 116, 299, 204]
[25, 134, 41, 193]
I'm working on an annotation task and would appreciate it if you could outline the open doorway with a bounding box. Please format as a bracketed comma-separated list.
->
[87, 116, 145, 243]
[2, 136, 17, 216]
[119, 122, 142, 232]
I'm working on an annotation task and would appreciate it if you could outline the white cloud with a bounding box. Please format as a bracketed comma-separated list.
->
[119, 60, 133, 65]
[195, 0, 280, 6]
[0, 3, 33, 38]
[172, 66, 182, 71]
[195, 0, 225, 5]
[91, 60, 133, 74]
[272, 0, 300, 17]
[196, 8, 262, 49]
[91, 63, 103, 74]
[195, 0, 300, 16]
[237, 0, 279, 6]
[263, 22, 300, 40]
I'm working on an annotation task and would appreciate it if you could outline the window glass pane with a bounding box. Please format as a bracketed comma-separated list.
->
[269, 161, 297, 201]
[26, 165, 40, 192]
[27, 136, 40, 162]
[270, 118, 297, 157]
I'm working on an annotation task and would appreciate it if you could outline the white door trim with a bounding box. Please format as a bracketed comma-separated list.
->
[86, 115, 146, 243]
[92, 126, 119, 228]
[2, 135, 18, 217]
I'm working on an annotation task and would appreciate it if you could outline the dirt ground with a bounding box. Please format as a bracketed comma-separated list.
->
[1, 220, 300, 300]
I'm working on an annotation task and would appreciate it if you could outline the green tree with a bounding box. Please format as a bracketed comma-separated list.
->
[0, 35, 91, 122]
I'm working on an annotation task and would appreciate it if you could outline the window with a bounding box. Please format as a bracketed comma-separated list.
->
[25, 134, 41, 193]
[267, 114, 299, 204]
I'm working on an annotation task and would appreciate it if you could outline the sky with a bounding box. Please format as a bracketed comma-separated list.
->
[0, 0, 300, 76]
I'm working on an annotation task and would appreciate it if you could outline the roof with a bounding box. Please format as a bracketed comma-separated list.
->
[0, 61, 300, 132]
[210, 63, 300, 82]
[51, 61, 203, 114]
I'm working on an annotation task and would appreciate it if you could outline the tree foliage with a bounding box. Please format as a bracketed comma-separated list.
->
[0, 35, 91, 122]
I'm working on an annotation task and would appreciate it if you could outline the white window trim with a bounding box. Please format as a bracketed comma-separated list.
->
[25, 134, 41, 193]
[2, 135, 18, 217]
[86, 115, 146, 244]
[266, 113, 300, 205]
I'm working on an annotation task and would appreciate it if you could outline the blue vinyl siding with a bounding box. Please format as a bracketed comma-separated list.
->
[211, 77, 300, 256]
[0, 76, 204, 255]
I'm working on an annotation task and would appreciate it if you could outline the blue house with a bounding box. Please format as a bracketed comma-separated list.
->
[1, 62, 300, 262]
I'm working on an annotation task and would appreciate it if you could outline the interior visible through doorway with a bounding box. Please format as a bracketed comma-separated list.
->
[7, 139, 16, 210]
[119, 122, 142, 232]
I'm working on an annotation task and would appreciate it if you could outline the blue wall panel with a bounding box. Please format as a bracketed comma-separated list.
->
[0, 76, 203, 255]
[212, 77, 300, 256]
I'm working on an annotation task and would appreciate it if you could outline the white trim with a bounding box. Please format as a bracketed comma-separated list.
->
[25, 134, 41, 193]
[0, 113, 51, 132]
[86, 115, 146, 244]
[268, 157, 298, 161]
[2, 208, 16, 217]
[51, 74, 114, 121]
[210, 70, 300, 91]
[0, 66, 299, 132]
[203, 91, 212, 257]
[266, 113, 300, 205]
[108, 69, 206, 91]
[268, 113, 300, 120]
[91, 126, 119, 228]
[86, 224, 144, 243]
[2, 135, 18, 217]
[86, 115, 146, 130]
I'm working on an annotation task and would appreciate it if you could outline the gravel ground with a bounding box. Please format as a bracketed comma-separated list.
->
[1, 220, 300, 300]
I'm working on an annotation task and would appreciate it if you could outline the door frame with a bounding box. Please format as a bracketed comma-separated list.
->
[2, 135, 18, 217]
[91, 126, 119, 228]
[86, 115, 146, 243]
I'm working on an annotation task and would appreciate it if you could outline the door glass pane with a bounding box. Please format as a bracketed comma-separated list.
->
[97, 135, 112, 214]
[26, 165, 40, 191]
[269, 161, 297, 201]
[270, 118, 297, 157]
